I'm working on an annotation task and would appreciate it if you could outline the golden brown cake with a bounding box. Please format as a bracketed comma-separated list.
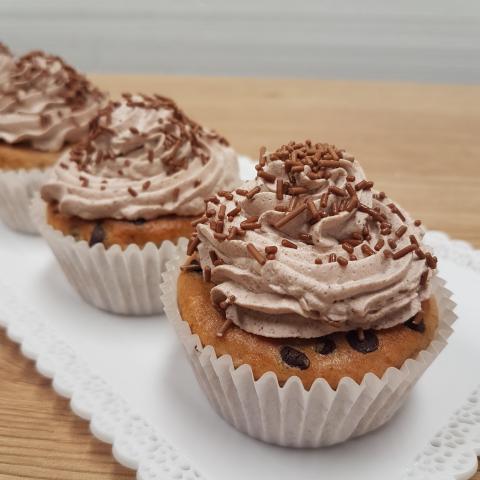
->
[47, 202, 195, 249]
[178, 268, 438, 389]
[0, 141, 66, 171]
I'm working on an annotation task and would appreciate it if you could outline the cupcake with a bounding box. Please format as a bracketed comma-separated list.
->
[0, 48, 106, 233]
[162, 140, 455, 447]
[35, 94, 239, 315]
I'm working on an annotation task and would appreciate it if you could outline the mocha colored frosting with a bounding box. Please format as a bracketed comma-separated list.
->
[193, 141, 437, 339]
[0, 50, 106, 151]
[0, 43, 14, 88]
[41, 95, 239, 219]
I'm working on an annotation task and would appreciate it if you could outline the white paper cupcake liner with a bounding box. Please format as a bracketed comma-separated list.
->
[31, 196, 188, 315]
[0, 168, 49, 234]
[160, 254, 456, 448]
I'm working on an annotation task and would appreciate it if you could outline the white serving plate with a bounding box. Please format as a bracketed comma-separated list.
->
[0, 156, 479, 480]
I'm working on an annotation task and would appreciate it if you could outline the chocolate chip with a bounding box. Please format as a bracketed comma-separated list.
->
[346, 330, 379, 353]
[280, 346, 310, 370]
[314, 336, 336, 355]
[404, 318, 426, 333]
[89, 223, 105, 247]
[133, 218, 146, 225]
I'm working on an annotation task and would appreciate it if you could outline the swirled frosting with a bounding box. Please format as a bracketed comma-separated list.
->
[190, 141, 437, 338]
[0, 43, 11, 56]
[41, 94, 239, 219]
[0, 50, 106, 151]
[0, 43, 14, 89]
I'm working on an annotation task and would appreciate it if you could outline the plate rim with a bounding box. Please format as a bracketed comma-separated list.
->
[0, 228, 479, 480]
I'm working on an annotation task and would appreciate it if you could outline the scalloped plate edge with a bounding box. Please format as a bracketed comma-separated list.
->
[0, 229, 478, 480]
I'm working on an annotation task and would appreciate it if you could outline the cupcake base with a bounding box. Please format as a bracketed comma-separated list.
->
[46, 202, 195, 249]
[161, 255, 456, 448]
[0, 168, 49, 234]
[177, 269, 438, 389]
[32, 197, 189, 315]
[0, 141, 61, 170]
[0, 142, 63, 234]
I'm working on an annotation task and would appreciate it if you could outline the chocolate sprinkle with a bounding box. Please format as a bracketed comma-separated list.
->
[425, 252, 438, 269]
[276, 178, 284, 200]
[257, 170, 276, 183]
[246, 243, 266, 265]
[405, 314, 426, 333]
[392, 244, 416, 260]
[388, 238, 397, 250]
[216, 319, 232, 337]
[346, 329, 379, 354]
[395, 225, 408, 238]
[280, 346, 310, 370]
[374, 239, 385, 251]
[274, 204, 306, 229]
[187, 236, 201, 256]
[361, 243, 375, 257]
[281, 238, 298, 249]
[204, 266, 211, 282]
[415, 248, 426, 260]
[246, 186, 261, 199]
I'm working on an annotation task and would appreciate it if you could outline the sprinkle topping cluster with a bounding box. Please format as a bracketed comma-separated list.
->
[66, 94, 229, 183]
[0, 49, 106, 151]
[1, 51, 103, 113]
[186, 140, 437, 339]
[41, 94, 238, 220]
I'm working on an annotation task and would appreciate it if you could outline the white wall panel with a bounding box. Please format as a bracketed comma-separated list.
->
[1, 0, 479, 83]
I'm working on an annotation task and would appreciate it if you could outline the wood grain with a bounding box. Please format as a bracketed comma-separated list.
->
[93, 75, 480, 248]
[0, 75, 479, 479]
[0, 330, 134, 479]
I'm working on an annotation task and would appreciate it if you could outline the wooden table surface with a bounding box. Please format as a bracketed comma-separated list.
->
[0, 75, 479, 479]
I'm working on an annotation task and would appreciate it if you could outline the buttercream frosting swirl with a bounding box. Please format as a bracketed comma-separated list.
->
[191, 141, 437, 338]
[0, 43, 14, 89]
[41, 94, 239, 219]
[0, 50, 106, 151]
[0, 42, 11, 56]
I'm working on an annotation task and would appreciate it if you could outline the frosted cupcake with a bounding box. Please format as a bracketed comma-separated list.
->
[162, 140, 455, 447]
[0, 49, 106, 233]
[35, 94, 239, 315]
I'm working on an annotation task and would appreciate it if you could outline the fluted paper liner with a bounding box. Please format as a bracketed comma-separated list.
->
[32, 196, 188, 315]
[160, 254, 456, 447]
[0, 168, 49, 234]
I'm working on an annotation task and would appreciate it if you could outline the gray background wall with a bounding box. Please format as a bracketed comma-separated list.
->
[1, 0, 479, 84]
